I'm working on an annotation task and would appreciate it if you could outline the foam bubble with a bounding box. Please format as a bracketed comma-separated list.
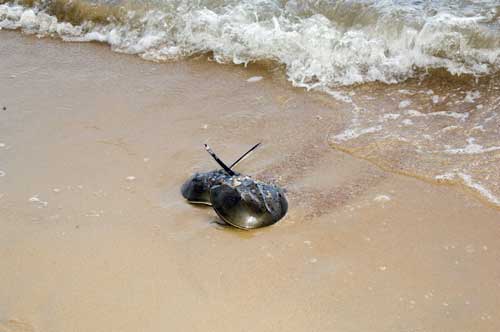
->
[401, 119, 413, 126]
[443, 138, 500, 155]
[382, 113, 401, 120]
[374, 195, 391, 202]
[247, 76, 263, 83]
[29, 195, 48, 207]
[332, 125, 382, 142]
[464, 91, 481, 103]
[406, 109, 469, 121]
[399, 100, 412, 109]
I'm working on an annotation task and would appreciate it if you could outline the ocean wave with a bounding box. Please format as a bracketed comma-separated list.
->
[1, 0, 499, 88]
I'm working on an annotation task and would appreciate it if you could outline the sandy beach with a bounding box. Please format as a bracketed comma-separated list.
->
[1, 31, 500, 332]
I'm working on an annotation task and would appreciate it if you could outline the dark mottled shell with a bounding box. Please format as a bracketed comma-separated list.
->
[181, 169, 237, 205]
[210, 176, 288, 229]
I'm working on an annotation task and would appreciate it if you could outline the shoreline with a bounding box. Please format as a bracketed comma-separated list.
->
[1, 30, 500, 332]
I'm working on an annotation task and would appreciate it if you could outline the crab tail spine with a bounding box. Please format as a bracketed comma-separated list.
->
[204, 144, 236, 176]
[230, 142, 261, 169]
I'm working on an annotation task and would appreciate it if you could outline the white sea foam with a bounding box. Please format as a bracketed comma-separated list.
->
[444, 138, 500, 155]
[374, 195, 391, 202]
[440, 125, 459, 133]
[1, 0, 499, 88]
[464, 91, 481, 103]
[436, 172, 500, 206]
[398, 100, 411, 109]
[247, 76, 263, 83]
[332, 125, 382, 142]
[433, 111, 469, 121]
[405, 109, 469, 121]
[435, 173, 456, 182]
[28, 194, 48, 207]
[382, 113, 401, 120]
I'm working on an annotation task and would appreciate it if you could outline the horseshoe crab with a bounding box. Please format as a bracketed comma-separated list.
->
[181, 144, 288, 229]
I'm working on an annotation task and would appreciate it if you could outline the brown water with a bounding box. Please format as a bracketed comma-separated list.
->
[1, 31, 500, 332]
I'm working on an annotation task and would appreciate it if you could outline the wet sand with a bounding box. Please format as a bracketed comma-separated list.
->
[1, 31, 500, 332]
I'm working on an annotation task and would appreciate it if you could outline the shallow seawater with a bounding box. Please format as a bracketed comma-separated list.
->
[331, 71, 500, 207]
[0, 0, 499, 206]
